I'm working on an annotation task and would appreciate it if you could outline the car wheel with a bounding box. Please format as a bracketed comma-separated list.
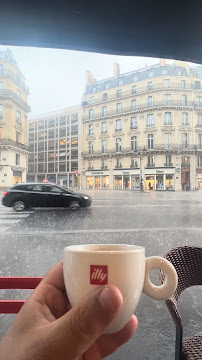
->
[13, 200, 26, 212]
[69, 200, 80, 211]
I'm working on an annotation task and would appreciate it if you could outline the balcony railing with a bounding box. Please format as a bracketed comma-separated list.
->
[181, 123, 190, 126]
[101, 166, 108, 170]
[146, 123, 155, 127]
[82, 82, 195, 107]
[0, 138, 29, 151]
[115, 128, 122, 132]
[164, 163, 173, 166]
[130, 125, 137, 129]
[115, 165, 122, 168]
[181, 163, 190, 167]
[101, 130, 107, 134]
[82, 144, 198, 158]
[130, 164, 138, 168]
[0, 69, 29, 94]
[147, 163, 155, 168]
[83, 101, 194, 121]
[0, 89, 30, 111]
[87, 167, 94, 170]
[164, 122, 173, 126]
[195, 124, 202, 127]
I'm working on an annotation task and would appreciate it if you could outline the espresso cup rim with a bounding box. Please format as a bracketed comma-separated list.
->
[64, 244, 145, 253]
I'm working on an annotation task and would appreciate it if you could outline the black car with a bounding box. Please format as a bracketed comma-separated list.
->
[2, 183, 91, 211]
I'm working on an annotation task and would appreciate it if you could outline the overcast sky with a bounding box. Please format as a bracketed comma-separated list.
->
[0, 45, 180, 117]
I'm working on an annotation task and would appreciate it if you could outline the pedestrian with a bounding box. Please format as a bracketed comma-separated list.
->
[148, 181, 151, 190]
[0, 262, 138, 360]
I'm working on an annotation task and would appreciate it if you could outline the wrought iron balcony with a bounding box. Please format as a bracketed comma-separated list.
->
[181, 123, 190, 126]
[101, 166, 108, 170]
[83, 100, 194, 122]
[82, 82, 195, 107]
[164, 122, 173, 126]
[146, 163, 155, 168]
[115, 165, 122, 168]
[82, 144, 198, 158]
[101, 130, 107, 134]
[130, 164, 138, 168]
[87, 167, 94, 170]
[115, 128, 122, 132]
[195, 124, 202, 127]
[0, 138, 29, 151]
[164, 163, 174, 167]
[181, 163, 190, 167]
[130, 125, 138, 129]
[0, 89, 30, 111]
[146, 123, 155, 127]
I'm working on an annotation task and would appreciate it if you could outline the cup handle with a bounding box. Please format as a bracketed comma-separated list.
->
[143, 256, 178, 300]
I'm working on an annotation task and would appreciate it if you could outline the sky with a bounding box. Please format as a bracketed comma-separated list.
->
[0, 45, 183, 118]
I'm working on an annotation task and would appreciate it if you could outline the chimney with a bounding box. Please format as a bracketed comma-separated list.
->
[160, 58, 166, 66]
[114, 63, 120, 78]
[86, 70, 95, 85]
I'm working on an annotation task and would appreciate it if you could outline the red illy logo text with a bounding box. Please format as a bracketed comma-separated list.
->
[90, 265, 108, 285]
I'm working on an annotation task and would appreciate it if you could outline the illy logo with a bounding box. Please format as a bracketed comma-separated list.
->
[90, 265, 108, 285]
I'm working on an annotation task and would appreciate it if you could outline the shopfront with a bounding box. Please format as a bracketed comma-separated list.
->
[113, 169, 140, 190]
[145, 168, 175, 191]
[86, 170, 109, 190]
[196, 168, 202, 190]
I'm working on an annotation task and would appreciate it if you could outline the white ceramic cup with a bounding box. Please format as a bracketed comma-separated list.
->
[63, 244, 178, 334]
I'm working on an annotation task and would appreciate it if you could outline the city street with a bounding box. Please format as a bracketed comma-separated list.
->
[1, 190, 202, 360]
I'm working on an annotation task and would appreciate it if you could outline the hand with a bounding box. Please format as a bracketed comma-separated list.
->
[0, 261, 138, 360]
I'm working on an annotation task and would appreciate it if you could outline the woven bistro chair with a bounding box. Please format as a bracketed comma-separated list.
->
[159, 246, 202, 360]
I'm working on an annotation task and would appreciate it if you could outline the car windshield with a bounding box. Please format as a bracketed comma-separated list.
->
[1, 45, 202, 360]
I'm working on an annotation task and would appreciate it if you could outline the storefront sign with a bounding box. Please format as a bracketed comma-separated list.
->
[145, 168, 175, 175]
[86, 170, 109, 176]
[122, 171, 130, 175]
[156, 170, 164, 174]
[196, 168, 202, 174]
[113, 169, 140, 176]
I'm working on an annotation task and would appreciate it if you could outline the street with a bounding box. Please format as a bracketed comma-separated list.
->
[1, 190, 202, 360]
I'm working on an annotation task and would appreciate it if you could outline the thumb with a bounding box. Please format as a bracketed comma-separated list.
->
[47, 285, 123, 360]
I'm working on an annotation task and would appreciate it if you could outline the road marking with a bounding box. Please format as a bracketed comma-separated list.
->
[3, 227, 202, 236]
[0, 227, 10, 233]
[0, 219, 21, 224]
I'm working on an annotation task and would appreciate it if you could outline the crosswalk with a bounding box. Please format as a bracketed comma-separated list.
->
[0, 205, 34, 233]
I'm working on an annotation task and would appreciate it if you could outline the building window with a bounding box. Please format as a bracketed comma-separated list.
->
[131, 136, 137, 151]
[29, 133, 34, 141]
[147, 114, 154, 127]
[101, 159, 107, 169]
[0, 104, 3, 117]
[88, 141, 93, 154]
[92, 86, 97, 93]
[48, 152, 55, 161]
[71, 138, 78, 147]
[103, 93, 107, 101]
[88, 161, 94, 170]
[71, 125, 78, 135]
[71, 162, 78, 171]
[102, 139, 107, 153]
[164, 112, 172, 125]
[162, 69, 168, 75]
[182, 113, 188, 126]
[116, 158, 122, 168]
[198, 134, 202, 149]
[17, 89, 21, 97]
[198, 155, 202, 167]
[104, 82, 110, 90]
[16, 110, 21, 124]
[164, 94, 171, 104]
[131, 99, 136, 110]
[16, 132, 21, 143]
[16, 154, 20, 165]
[59, 116, 66, 126]
[116, 138, 122, 152]
[147, 155, 154, 166]
[149, 71, 154, 78]
[89, 97, 94, 104]
[88, 124, 93, 135]
[28, 164, 34, 173]
[197, 113, 202, 125]
[71, 149, 78, 159]
[59, 151, 66, 161]
[147, 96, 153, 107]
[89, 109, 93, 119]
[182, 95, 187, 105]
[117, 89, 122, 98]
[166, 155, 172, 166]
[147, 81, 153, 90]
[131, 158, 138, 168]
[163, 79, 170, 88]
[165, 133, 172, 149]
[38, 131, 45, 140]
[116, 119, 122, 131]
[196, 96, 202, 105]
[59, 139, 66, 149]
[131, 85, 137, 94]
[38, 153, 44, 162]
[131, 117, 137, 129]
[48, 163, 54, 172]
[182, 133, 188, 148]
[49, 129, 55, 139]
[118, 79, 123, 86]
[38, 142, 44, 151]
[102, 106, 107, 116]
[177, 70, 182, 76]
[116, 103, 121, 114]
[133, 75, 138, 82]
[102, 122, 107, 133]
[147, 134, 154, 149]
[48, 119, 55, 127]
[181, 80, 186, 88]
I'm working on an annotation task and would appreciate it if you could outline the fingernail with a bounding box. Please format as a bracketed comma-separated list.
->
[98, 286, 122, 312]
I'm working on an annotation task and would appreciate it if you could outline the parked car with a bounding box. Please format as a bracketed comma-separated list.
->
[2, 183, 92, 211]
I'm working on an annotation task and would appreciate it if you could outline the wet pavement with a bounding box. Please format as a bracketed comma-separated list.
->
[1, 190, 202, 359]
